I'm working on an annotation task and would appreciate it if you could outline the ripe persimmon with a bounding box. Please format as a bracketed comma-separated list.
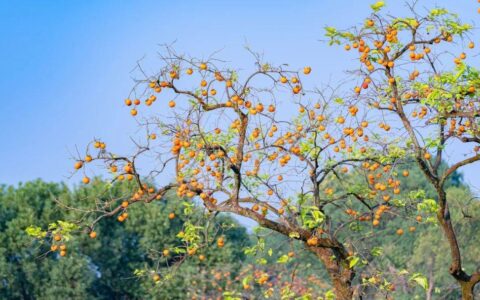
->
[307, 236, 318, 246]
[217, 237, 225, 248]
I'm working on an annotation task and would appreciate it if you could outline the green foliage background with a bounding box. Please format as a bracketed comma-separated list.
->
[0, 165, 479, 299]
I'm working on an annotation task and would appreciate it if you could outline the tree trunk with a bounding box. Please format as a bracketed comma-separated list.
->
[309, 246, 354, 300]
[435, 189, 480, 300]
[460, 281, 475, 300]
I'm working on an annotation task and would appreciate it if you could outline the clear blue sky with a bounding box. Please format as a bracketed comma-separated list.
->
[1, 1, 479, 191]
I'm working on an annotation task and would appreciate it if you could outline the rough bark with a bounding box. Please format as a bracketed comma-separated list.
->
[309, 246, 354, 300]
[437, 189, 480, 300]
[460, 281, 475, 300]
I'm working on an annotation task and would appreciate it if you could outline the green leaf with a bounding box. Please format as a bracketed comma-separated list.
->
[25, 226, 46, 238]
[300, 206, 325, 229]
[172, 247, 186, 254]
[289, 232, 300, 239]
[324, 290, 335, 300]
[183, 201, 194, 215]
[133, 269, 146, 277]
[398, 269, 409, 275]
[277, 255, 290, 264]
[223, 291, 242, 300]
[429, 8, 448, 17]
[325, 26, 337, 35]
[256, 258, 268, 265]
[410, 273, 429, 290]
[349, 256, 360, 269]
[370, 1, 385, 12]
[371, 247, 383, 257]
[57, 220, 79, 234]
[242, 275, 252, 286]
[417, 199, 439, 214]
[244, 245, 258, 256]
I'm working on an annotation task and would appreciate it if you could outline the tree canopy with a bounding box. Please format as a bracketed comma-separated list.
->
[19, 1, 480, 299]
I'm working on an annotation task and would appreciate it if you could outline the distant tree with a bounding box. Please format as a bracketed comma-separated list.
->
[0, 181, 94, 299]
[409, 186, 480, 299]
[1, 180, 250, 299]
[343, 166, 479, 299]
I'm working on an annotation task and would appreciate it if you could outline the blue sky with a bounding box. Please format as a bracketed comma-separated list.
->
[1, 1, 479, 191]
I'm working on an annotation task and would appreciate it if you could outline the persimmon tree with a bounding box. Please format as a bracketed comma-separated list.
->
[26, 1, 480, 299]
[35, 46, 408, 299]
[326, 1, 480, 298]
